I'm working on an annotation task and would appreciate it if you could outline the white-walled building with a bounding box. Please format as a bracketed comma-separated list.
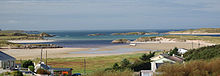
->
[150, 54, 184, 72]
[178, 48, 188, 54]
[0, 51, 16, 69]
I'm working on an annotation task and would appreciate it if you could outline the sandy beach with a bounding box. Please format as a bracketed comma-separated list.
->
[0, 40, 214, 60]
[8, 40, 56, 43]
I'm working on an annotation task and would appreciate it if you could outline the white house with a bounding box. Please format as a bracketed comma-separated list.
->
[150, 54, 184, 72]
[0, 51, 16, 69]
[178, 48, 188, 54]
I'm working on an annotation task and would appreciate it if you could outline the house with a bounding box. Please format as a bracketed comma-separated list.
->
[34, 62, 72, 76]
[0, 51, 16, 69]
[140, 70, 153, 76]
[150, 54, 184, 72]
[178, 48, 188, 54]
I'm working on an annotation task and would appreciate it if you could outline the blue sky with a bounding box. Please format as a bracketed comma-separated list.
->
[0, 0, 220, 30]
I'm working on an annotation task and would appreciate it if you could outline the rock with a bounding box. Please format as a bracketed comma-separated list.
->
[88, 33, 105, 36]
[135, 37, 161, 42]
[39, 32, 55, 37]
[112, 39, 130, 44]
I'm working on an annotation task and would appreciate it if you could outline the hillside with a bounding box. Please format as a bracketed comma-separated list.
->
[167, 28, 220, 34]
[184, 44, 220, 61]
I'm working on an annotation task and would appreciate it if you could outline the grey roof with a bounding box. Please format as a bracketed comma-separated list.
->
[0, 51, 16, 61]
[160, 54, 184, 62]
[51, 68, 72, 71]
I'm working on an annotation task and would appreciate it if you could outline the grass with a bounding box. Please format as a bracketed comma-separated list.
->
[162, 35, 220, 44]
[157, 57, 220, 76]
[168, 28, 220, 33]
[16, 52, 162, 74]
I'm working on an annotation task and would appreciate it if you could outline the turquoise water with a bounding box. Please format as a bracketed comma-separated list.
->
[37, 29, 174, 47]
[25, 29, 220, 48]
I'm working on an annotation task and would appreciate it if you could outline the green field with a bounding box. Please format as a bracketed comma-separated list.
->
[17, 52, 161, 74]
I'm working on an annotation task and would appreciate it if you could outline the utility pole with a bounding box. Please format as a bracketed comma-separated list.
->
[40, 48, 43, 69]
[41, 48, 43, 63]
[84, 58, 86, 75]
[46, 50, 47, 66]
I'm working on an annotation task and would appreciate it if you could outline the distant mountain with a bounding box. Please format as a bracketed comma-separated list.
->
[167, 28, 220, 34]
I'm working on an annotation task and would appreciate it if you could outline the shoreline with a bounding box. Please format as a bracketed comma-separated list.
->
[7, 40, 56, 43]
[0, 39, 214, 60]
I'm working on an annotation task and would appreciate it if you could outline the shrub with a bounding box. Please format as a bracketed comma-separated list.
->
[36, 68, 51, 75]
[139, 52, 155, 61]
[168, 47, 180, 56]
[184, 44, 220, 61]
[22, 60, 34, 68]
[12, 71, 23, 76]
[120, 58, 131, 68]
[28, 66, 34, 72]
[130, 60, 151, 72]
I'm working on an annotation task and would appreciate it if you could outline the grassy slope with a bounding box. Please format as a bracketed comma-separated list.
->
[162, 35, 220, 44]
[168, 28, 220, 33]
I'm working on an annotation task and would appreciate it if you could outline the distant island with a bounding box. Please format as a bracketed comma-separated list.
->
[111, 32, 159, 35]
[0, 30, 60, 49]
[88, 33, 106, 36]
[167, 28, 220, 35]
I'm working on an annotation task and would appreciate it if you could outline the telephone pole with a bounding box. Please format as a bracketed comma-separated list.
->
[41, 48, 43, 63]
[84, 58, 86, 75]
[46, 50, 47, 66]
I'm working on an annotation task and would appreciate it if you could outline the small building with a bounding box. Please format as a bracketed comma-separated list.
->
[140, 70, 153, 76]
[150, 54, 184, 72]
[178, 48, 188, 54]
[0, 51, 16, 69]
[51, 68, 72, 76]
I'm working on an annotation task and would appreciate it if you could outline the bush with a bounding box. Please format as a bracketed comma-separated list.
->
[36, 68, 51, 75]
[168, 47, 180, 56]
[28, 66, 34, 72]
[22, 60, 34, 68]
[184, 45, 220, 61]
[139, 52, 155, 61]
[120, 58, 131, 68]
[12, 71, 23, 76]
[130, 60, 151, 72]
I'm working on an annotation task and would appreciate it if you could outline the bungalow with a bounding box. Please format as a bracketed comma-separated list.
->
[0, 51, 16, 69]
[150, 54, 184, 72]
[34, 62, 72, 76]
[178, 48, 188, 54]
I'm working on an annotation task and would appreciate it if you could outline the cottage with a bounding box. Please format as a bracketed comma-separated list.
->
[150, 54, 183, 72]
[0, 51, 16, 69]
[178, 48, 188, 54]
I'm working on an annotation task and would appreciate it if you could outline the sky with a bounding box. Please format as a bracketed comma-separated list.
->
[0, 0, 220, 30]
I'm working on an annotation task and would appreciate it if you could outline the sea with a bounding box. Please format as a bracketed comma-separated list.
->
[26, 29, 220, 48]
